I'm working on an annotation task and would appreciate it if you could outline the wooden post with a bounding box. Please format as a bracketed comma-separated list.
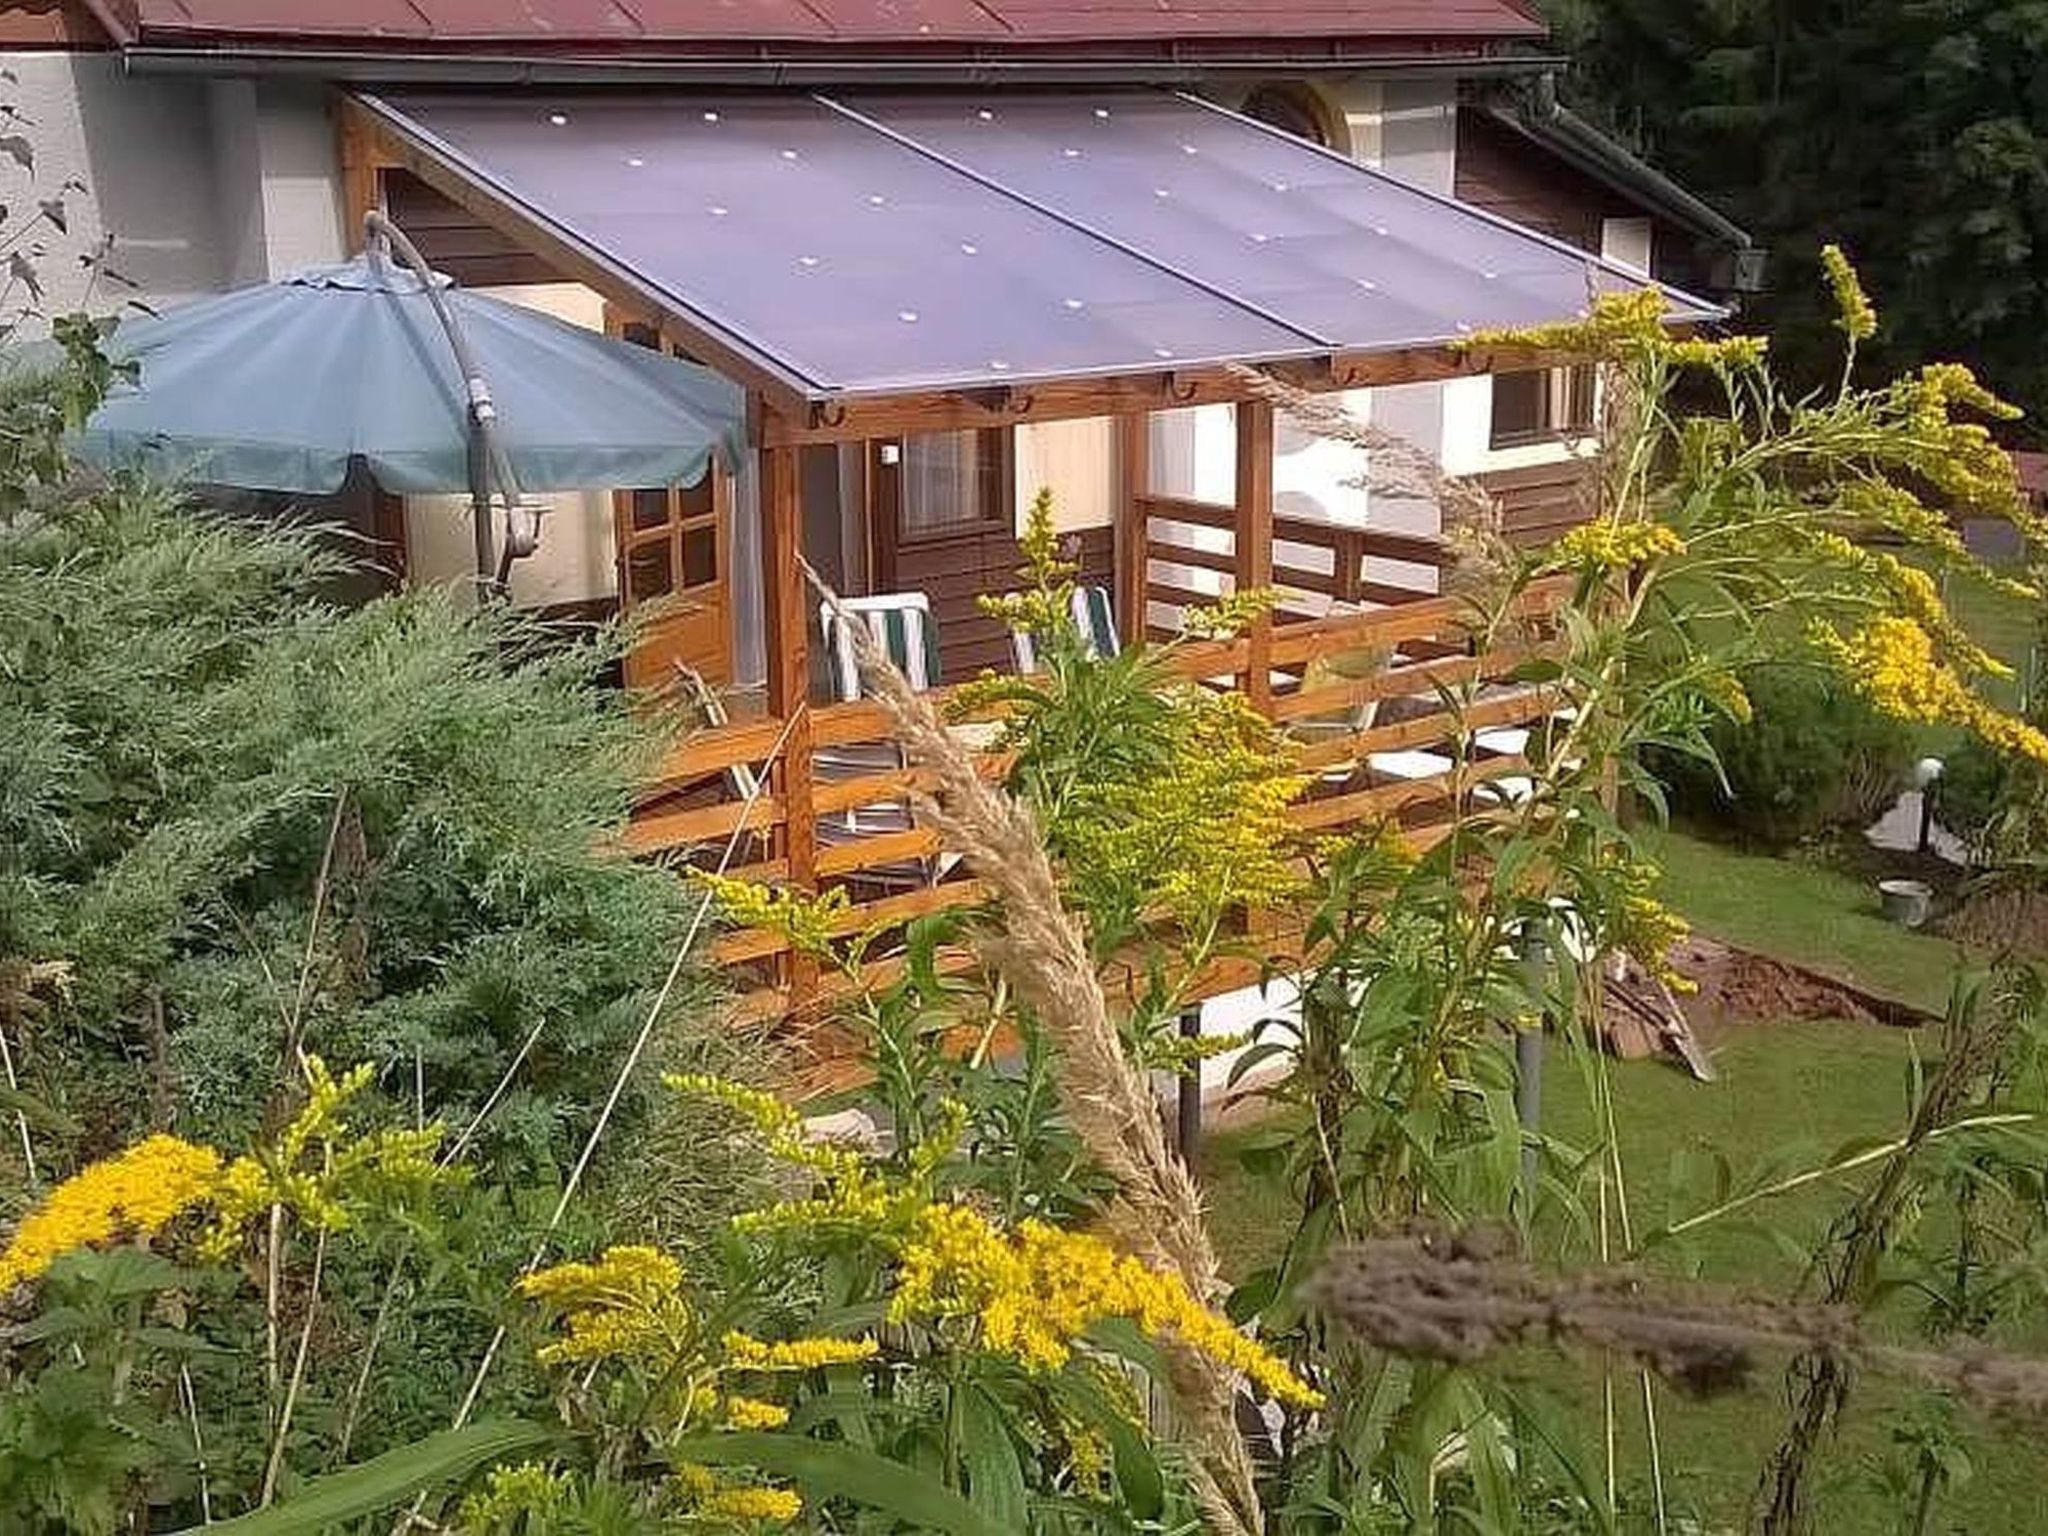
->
[1115, 410, 1151, 648]
[1235, 399, 1275, 713]
[760, 435, 817, 993]
[336, 104, 385, 254]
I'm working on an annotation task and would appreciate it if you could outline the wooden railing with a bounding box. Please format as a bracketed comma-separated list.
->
[1139, 492, 1455, 628]
[628, 574, 1576, 1021]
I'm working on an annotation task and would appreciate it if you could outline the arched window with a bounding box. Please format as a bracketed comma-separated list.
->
[1241, 84, 1332, 148]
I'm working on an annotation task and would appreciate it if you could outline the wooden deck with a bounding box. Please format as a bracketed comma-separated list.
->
[632, 563, 1575, 1022]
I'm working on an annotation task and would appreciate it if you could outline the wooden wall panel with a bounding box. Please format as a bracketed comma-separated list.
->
[1477, 458, 1600, 546]
[887, 525, 1113, 683]
[385, 169, 565, 289]
[1453, 109, 1621, 254]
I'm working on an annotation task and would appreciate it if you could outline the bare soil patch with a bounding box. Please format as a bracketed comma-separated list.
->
[1667, 936, 1932, 1033]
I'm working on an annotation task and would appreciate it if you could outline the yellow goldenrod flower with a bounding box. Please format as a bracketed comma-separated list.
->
[1598, 854, 1698, 994]
[1820, 244, 1877, 341]
[1463, 286, 1671, 362]
[0, 1135, 222, 1290]
[203, 1056, 452, 1259]
[1699, 669, 1753, 726]
[698, 1486, 803, 1524]
[721, 1330, 880, 1372]
[979, 486, 1081, 644]
[1917, 361, 2021, 422]
[1665, 334, 1769, 372]
[722, 1395, 790, 1430]
[1813, 616, 2048, 767]
[518, 1244, 694, 1369]
[665, 1073, 876, 1195]
[1546, 517, 1685, 571]
[458, 1462, 575, 1530]
[1058, 686, 1310, 929]
[890, 1203, 1322, 1409]
[1182, 585, 1280, 640]
[1836, 479, 1968, 556]
[691, 873, 854, 961]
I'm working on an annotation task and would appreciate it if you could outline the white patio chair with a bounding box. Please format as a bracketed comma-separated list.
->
[815, 592, 945, 890]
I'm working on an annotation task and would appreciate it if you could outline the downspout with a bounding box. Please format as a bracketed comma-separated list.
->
[74, 0, 135, 48]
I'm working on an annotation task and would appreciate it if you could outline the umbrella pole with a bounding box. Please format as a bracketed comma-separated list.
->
[467, 424, 495, 593]
[366, 210, 512, 598]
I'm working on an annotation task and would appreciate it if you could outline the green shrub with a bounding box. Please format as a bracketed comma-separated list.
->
[1649, 663, 1913, 847]
[0, 366, 726, 1188]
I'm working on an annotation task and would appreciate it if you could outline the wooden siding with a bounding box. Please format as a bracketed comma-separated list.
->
[1478, 457, 1600, 546]
[384, 169, 564, 289]
[883, 524, 1113, 684]
[1454, 107, 1629, 255]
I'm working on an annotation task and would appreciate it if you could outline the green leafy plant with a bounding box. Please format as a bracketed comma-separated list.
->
[1649, 662, 1915, 847]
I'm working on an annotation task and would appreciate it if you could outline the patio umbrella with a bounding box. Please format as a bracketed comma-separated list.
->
[74, 216, 745, 581]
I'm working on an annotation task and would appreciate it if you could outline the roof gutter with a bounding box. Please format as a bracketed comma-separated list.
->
[118, 43, 1566, 88]
[1483, 93, 1753, 252]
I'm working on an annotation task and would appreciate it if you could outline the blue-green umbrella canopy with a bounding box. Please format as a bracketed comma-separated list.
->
[74, 253, 745, 496]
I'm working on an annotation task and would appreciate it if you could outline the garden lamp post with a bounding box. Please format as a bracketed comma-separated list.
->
[1516, 925, 1551, 1206]
[1914, 756, 1945, 855]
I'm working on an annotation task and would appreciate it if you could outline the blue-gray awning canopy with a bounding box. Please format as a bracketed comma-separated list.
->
[356, 87, 1722, 404]
[77, 252, 746, 497]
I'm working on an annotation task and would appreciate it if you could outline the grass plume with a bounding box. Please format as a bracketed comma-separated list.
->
[804, 560, 1264, 1536]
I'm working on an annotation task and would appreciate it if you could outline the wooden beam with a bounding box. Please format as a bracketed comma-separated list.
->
[759, 346, 1590, 448]
[335, 97, 389, 254]
[1235, 398, 1275, 714]
[1115, 409, 1150, 649]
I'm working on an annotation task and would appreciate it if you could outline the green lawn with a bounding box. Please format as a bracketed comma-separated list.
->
[1199, 824, 2042, 1531]
[1203, 1023, 2045, 1533]
[1942, 563, 2038, 716]
[1636, 824, 1966, 1015]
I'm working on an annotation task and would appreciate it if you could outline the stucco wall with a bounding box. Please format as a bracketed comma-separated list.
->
[1014, 416, 1114, 534]
[0, 55, 342, 323]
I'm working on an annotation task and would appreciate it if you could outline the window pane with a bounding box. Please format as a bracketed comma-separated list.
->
[1561, 365, 1597, 433]
[681, 523, 717, 589]
[630, 489, 670, 531]
[901, 430, 998, 538]
[676, 471, 714, 519]
[627, 540, 673, 602]
[1490, 371, 1547, 446]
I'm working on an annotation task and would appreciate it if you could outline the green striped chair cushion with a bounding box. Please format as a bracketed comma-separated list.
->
[1009, 584, 1122, 674]
[820, 594, 942, 700]
[1072, 585, 1120, 660]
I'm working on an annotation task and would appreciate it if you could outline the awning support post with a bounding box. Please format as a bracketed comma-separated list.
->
[760, 434, 818, 995]
[1235, 397, 1275, 712]
[1116, 409, 1151, 649]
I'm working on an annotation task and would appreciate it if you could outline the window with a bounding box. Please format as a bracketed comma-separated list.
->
[1490, 366, 1596, 449]
[1241, 84, 1332, 148]
[887, 429, 1011, 541]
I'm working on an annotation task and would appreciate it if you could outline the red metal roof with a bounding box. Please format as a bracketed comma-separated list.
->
[101, 0, 1546, 52]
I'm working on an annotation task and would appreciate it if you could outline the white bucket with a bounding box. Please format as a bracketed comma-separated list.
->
[1878, 878, 1934, 929]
